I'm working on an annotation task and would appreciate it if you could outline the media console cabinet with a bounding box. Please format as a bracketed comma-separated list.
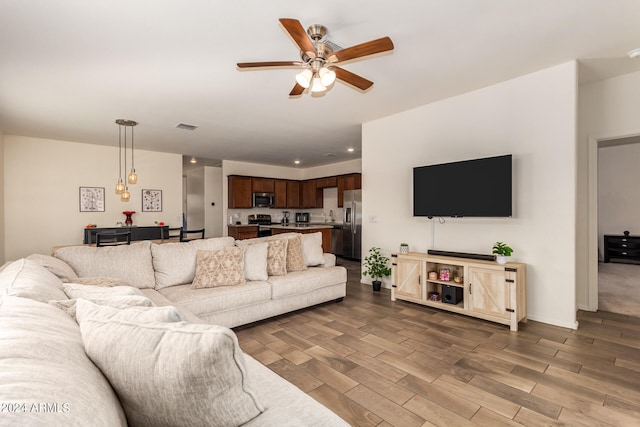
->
[391, 252, 527, 331]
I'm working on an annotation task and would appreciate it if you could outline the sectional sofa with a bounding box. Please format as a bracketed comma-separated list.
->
[0, 233, 349, 426]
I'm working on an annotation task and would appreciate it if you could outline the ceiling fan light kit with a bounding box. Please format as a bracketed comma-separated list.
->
[237, 18, 393, 96]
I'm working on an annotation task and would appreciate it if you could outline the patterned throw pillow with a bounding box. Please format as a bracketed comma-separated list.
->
[192, 247, 246, 289]
[266, 239, 287, 276]
[286, 235, 307, 272]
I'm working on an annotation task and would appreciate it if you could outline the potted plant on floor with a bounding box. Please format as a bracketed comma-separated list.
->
[362, 247, 392, 292]
[492, 242, 513, 265]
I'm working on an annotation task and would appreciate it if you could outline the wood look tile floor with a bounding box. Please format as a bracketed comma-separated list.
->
[235, 259, 640, 426]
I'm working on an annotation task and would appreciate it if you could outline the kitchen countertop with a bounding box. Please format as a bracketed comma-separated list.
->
[266, 224, 334, 230]
[228, 224, 258, 227]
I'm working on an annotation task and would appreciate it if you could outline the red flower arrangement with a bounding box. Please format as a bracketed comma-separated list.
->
[122, 211, 136, 226]
[122, 211, 136, 215]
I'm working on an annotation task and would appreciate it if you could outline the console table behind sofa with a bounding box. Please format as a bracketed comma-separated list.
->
[83, 226, 169, 244]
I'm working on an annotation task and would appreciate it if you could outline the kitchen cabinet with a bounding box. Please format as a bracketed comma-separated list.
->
[252, 178, 275, 193]
[227, 225, 258, 240]
[315, 176, 337, 188]
[337, 173, 361, 207]
[286, 180, 301, 208]
[228, 175, 252, 209]
[274, 179, 287, 208]
[301, 179, 323, 209]
[392, 252, 526, 331]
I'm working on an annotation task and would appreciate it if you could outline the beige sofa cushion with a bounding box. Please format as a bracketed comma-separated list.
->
[0, 296, 126, 426]
[26, 253, 79, 282]
[0, 258, 68, 303]
[50, 295, 155, 320]
[301, 232, 326, 266]
[78, 318, 265, 427]
[63, 283, 144, 299]
[192, 247, 246, 289]
[55, 241, 156, 289]
[158, 281, 271, 316]
[151, 237, 236, 289]
[236, 236, 289, 276]
[286, 235, 307, 272]
[75, 298, 183, 323]
[268, 267, 348, 300]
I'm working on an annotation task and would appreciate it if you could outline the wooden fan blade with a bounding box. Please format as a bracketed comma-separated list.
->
[334, 67, 374, 90]
[289, 83, 305, 96]
[237, 61, 302, 68]
[279, 18, 316, 57]
[329, 37, 394, 63]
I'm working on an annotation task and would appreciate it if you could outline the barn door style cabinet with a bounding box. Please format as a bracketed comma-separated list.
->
[392, 253, 526, 331]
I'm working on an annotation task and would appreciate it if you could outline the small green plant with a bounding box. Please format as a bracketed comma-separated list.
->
[362, 247, 392, 281]
[492, 242, 513, 257]
[400, 242, 408, 247]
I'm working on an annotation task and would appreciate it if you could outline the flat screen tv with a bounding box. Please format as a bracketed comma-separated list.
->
[413, 154, 512, 218]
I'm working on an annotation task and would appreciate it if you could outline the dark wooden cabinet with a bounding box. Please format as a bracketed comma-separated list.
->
[228, 225, 258, 240]
[301, 179, 323, 209]
[228, 176, 252, 208]
[604, 234, 640, 263]
[315, 176, 337, 188]
[337, 173, 361, 207]
[286, 180, 301, 208]
[274, 179, 287, 208]
[252, 178, 275, 193]
[83, 226, 168, 244]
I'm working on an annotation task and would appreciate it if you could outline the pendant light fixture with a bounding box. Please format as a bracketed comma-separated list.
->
[115, 124, 125, 194]
[115, 119, 137, 202]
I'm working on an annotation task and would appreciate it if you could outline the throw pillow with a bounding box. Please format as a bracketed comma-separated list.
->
[286, 235, 307, 272]
[242, 242, 269, 281]
[63, 283, 144, 299]
[191, 247, 246, 289]
[49, 295, 155, 320]
[266, 239, 287, 276]
[75, 299, 183, 323]
[78, 319, 266, 427]
[301, 232, 326, 266]
[0, 259, 68, 303]
[25, 253, 79, 282]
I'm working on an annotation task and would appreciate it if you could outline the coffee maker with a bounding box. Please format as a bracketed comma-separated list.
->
[281, 211, 290, 225]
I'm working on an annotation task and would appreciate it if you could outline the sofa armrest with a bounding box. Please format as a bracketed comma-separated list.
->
[320, 253, 336, 267]
[140, 288, 204, 324]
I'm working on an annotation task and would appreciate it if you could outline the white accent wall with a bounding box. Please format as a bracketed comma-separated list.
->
[362, 62, 578, 329]
[3, 135, 182, 260]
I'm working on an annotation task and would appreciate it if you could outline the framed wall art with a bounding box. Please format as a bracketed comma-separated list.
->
[79, 187, 105, 212]
[142, 189, 162, 212]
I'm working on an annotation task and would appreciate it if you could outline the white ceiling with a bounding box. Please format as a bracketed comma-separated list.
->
[1, 0, 640, 168]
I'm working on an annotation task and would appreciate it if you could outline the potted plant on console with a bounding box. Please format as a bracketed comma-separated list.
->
[362, 247, 392, 292]
[492, 242, 513, 265]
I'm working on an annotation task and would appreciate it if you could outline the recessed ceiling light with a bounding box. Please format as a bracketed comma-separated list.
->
[294, 160, 301, 164]
[628, 48, 640, 58]
[347, 147, 355, 152]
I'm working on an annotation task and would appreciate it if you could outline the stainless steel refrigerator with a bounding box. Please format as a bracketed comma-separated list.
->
[342, 189, 362, 260]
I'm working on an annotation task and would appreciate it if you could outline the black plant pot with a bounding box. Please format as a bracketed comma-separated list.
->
[372, 280, 382, 292]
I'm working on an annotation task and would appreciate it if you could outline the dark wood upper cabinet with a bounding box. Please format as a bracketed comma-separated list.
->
[251, 178, 275, 193]
[286, 180, 301, 208]
[274, 179, 287, 208]
[337, 173, 361, 207]
[228, 175, 252, 209]
[301, 179, 323, 209]
[315, 176, 337, 189]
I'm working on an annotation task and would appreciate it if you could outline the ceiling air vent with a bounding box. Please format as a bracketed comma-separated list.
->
[176, 123, 198, 131]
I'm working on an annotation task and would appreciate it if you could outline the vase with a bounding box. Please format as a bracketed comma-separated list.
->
[372, 280, 382, 292]
[400, 245, 409, 254]
[496, 255, 507, 265]
[124, 213, 133, 226]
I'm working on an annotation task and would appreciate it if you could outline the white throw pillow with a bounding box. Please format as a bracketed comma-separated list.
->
[301, 232, 326, 266]
[63, 283, 144, 299]
[0, 259, 68, 303]
[242, 242, 269, 281]
[49, 295, 155, 320]
[78, 319, 266, 427]
[75, 299, 183, 323]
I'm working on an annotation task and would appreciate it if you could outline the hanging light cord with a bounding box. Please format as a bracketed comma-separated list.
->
[123, 125, 127, 178]
[131, 125, 134, 169]
[118, 124, 122, 179]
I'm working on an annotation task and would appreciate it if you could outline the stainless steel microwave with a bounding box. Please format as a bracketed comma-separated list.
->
[252, 192, 275, 208]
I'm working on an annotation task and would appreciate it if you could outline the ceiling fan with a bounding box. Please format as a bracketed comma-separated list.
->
[237, 18, 394, 96]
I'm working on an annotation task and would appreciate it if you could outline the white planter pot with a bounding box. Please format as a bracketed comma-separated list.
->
[399, 245, 409, 254]
[496, 255, 508, 265]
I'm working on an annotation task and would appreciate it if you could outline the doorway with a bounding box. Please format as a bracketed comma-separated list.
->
[589, 135, 640, 315]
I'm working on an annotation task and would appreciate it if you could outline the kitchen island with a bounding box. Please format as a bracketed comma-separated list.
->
[268, 224, 333, 253]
